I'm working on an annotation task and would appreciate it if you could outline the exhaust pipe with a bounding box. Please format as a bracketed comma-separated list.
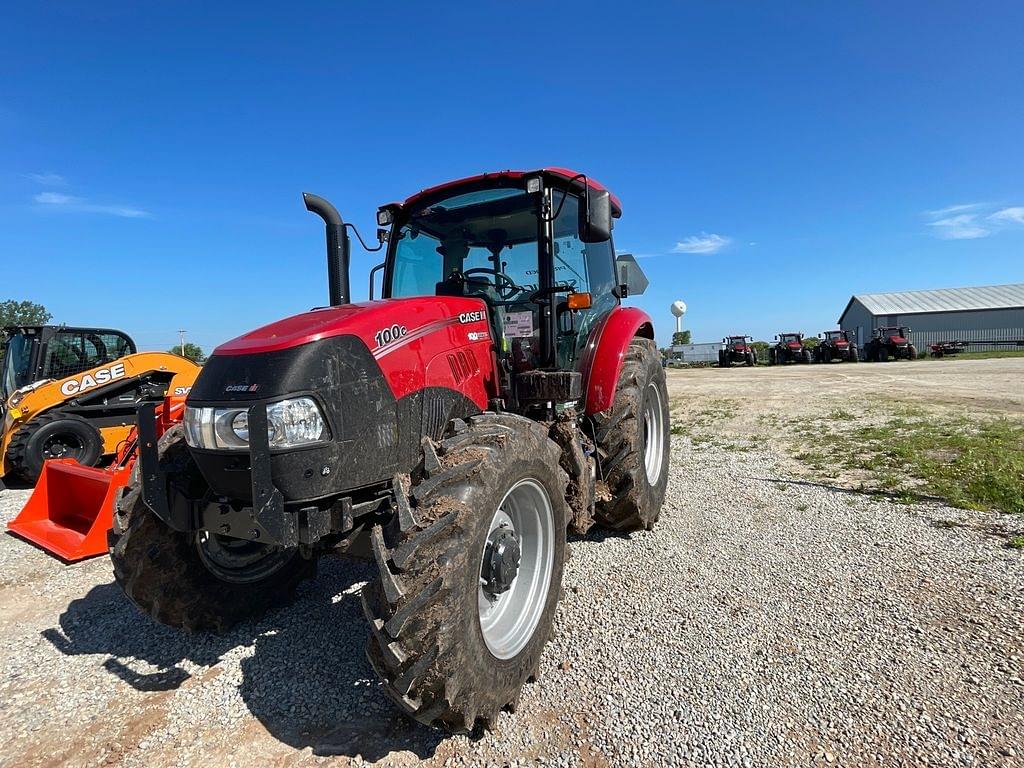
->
[303, 192, 351, 307]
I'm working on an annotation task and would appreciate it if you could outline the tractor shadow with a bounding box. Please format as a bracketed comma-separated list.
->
[757, 476, 945, 505]
[41, 557, 447, 761]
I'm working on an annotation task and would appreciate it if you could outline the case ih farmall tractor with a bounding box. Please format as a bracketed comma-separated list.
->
[863, 326, 918, 362]
[109, 169, 670, 732]
[815, 329, 859, 363]
[718, 335, 757, 367]
[768, 332, 813, 365]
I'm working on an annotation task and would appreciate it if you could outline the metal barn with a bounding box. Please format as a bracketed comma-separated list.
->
[838, 283, 1024, 351]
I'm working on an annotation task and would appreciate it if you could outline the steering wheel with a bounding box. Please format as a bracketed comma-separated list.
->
[460, 268, 523, 300]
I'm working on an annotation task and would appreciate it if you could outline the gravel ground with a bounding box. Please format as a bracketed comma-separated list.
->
[1, 401, 1022, 766]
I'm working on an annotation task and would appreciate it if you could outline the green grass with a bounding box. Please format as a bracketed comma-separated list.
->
[1009, 535, 1024, 549]
[794, 413, 1024, 516]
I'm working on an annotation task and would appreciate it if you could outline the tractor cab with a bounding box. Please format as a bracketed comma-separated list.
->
[379, 170, 640, 382]
[2, 326, 136, 405]
[779, 332, 803, 348]
[724, 335, 752, 350]
[875, 326, 911, 344]
[822, 330, 851, 345]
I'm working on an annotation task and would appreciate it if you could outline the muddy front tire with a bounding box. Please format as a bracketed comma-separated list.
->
[362, 413, 568, 732]
[593, 337, 670, 531]
[109, 425, 315, 632]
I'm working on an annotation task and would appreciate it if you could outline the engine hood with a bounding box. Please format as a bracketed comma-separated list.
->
[214, 297, 489, 357]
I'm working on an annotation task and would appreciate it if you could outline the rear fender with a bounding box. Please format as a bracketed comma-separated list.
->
[580, 307, 654, 415]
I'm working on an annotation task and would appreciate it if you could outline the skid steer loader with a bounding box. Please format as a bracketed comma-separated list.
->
[1, 325, 199, 484]
[110, 168, 670, 733]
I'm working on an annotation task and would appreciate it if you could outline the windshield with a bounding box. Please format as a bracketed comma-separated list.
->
[728, 337, 747, 344]
[1, 333, 33, 400]
[388, 187, 539, 302]
[781, 334, 801, 343]
[825, 331, 843, 340]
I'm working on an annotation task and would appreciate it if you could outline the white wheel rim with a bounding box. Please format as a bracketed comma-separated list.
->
[478, 478, 555, 660]
[643, 383, 665, 485]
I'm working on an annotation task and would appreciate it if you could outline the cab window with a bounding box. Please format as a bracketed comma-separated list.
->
[551, 193, 618, 368]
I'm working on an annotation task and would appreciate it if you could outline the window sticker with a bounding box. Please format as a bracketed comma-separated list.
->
[504, 311, 535, 338]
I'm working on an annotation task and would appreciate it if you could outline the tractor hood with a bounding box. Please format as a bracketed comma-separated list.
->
[212, 297, 488, 359]
[185, 295, 495, 503]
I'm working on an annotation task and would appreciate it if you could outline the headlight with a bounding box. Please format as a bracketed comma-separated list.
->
[184, 397, 329, 451]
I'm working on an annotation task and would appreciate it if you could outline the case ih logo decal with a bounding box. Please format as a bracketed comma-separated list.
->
[60, 362, 127, 396]
[458, 311, 485, 324]
[374, 323, 409, 348]
[225, 384, 259, 393]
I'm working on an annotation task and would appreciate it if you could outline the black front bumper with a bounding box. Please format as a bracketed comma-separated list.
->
[137, 402, 389, 547]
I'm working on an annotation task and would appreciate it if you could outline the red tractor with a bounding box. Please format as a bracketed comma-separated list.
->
[863, 326, 918, 362]
[109, 169, 670, 732]
[768, 332, 813, 365]
[815, 329, 859, 363]
[718, 335, 757, 367]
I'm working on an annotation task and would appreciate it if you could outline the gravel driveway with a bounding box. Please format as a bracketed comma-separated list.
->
[1, 373, 1021, 767]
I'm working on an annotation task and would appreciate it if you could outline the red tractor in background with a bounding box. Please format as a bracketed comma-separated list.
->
[109, 168, 670, 733]
[863, 326, 918, 362]
[768, 332, 813, 365]
[718, 335, 757, 367]
[815, 329, 859, 363]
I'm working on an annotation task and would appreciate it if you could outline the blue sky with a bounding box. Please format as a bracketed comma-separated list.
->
[2, 2, 1023, 351]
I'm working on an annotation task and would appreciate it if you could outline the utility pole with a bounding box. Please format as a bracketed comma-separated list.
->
[178, 329, 187, 357]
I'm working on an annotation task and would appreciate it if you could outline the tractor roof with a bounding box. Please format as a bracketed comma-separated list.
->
[400, 168, 622, 216]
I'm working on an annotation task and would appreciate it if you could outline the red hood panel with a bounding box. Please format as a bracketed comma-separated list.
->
[213, 297, 496, 409]
[787, 341, 802, 348]
[215, 297, 488, 356]
[889, 336, 907, 344]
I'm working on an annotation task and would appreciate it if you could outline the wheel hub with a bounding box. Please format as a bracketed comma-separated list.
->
[481, 524, 521, 595]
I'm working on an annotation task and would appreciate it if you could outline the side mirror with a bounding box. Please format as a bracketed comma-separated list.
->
[580, 189, 612, 243]
[614, 253, 648, 296]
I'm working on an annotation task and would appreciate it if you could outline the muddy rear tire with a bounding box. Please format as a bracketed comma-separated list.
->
[362, 413, 568, 732]
[109, 425, 315, 632]
[592, 337, 670, 531]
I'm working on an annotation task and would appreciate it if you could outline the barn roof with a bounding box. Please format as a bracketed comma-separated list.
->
[839, 283, 1024, 323]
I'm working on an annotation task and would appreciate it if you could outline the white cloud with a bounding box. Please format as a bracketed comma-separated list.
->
[989, 206, 1024, 225]
[671, 233, 731, 254]
[926, 202, 1024, 240]
[34, 191, 150, 218]
[26, 172, 67, 186]
[926, 202, 987, 217]
[927, 213, 990, 240]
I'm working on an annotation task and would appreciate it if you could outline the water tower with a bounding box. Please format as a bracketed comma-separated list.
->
[670, 300, 687, 335]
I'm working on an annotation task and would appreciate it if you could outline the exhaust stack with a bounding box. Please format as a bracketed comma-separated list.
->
[303, 192, 351, 307]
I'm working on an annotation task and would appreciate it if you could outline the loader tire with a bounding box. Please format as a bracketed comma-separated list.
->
[109, 425, 314, 633]
[362, 413, 568, 732]
[850, 346, 859, 362]
[592, 337, 670, 531]
[5, 410, 104, 483]
[908, 344, 919, 360]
